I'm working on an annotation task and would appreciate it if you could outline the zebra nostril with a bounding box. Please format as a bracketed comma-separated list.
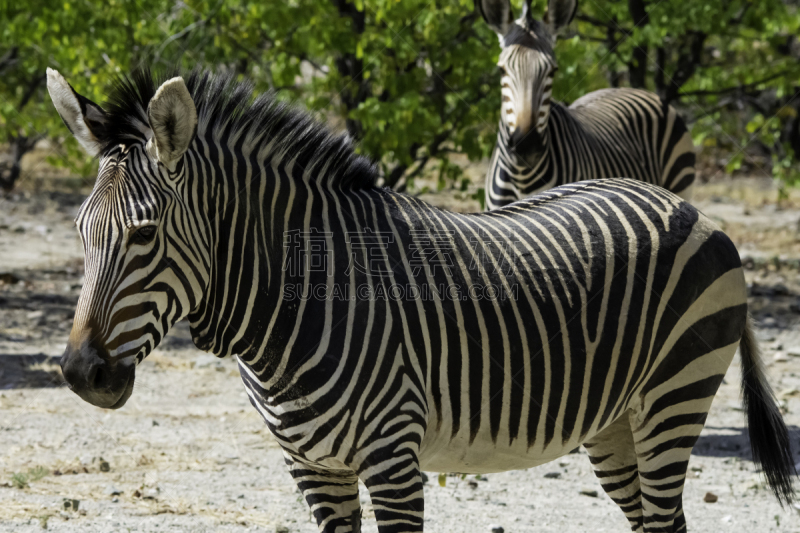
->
[89, 363, 107, 391]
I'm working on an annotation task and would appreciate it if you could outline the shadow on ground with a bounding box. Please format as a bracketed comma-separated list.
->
[0, 353, 64, 389]
[692, 425, 800, 460]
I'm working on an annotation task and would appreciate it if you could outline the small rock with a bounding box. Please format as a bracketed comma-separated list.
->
[105, 485, 122, 496]
[467, 480, 478, 489]
[690, 465, 703, 472]
[544, 472, 561, 479]
[773, 284, 791, 296]
[0, 272, 22, 284]
[761, 317, 777, 328]
[774, 352, 790, 363]
[489, 525, 504, 533]
[756, 332, 776, 343]
[99, 460, 110, 472]
[111, 497, 119, 503]
[62, 498, 80, 511]
[558, 460, 570, 467]
[787, 346, 800, 357]
[704, 492, 718, 503]
[194, 354, 223, 369]
[779, 388, 799, 399]
[143, 488, 159, 500]
[579, 489, 598, 498]
[152, 420, 160, 426]
[274, 526, 290, 533]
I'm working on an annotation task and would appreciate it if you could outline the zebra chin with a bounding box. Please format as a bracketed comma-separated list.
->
[60, 340, 137, 409]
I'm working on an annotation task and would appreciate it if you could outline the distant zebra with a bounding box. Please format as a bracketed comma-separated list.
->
[480, 0, 696, 210]
[50, 67, 793, 533]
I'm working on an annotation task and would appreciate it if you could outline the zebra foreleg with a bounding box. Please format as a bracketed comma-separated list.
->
[583, 413, 644, 532]
[286, 456, 362, 533]
[357, 448, 425, 532]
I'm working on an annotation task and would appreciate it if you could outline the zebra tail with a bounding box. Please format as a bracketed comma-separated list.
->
[739, 313, 797, 505]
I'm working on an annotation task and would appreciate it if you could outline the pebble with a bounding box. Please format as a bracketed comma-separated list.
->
[704, 492, 718, 503]
[62, 498, 80, 511]
[544, 472, 561, 479]
[194, 353, 223, 369]
[779, 388, 799, 399]
[579, 489, 598, 497]
[274, 527, 290, 533]
[105, 485, 122, 496]
[787, 346, 800, 357]
[761, 317, 777, 328]
[488, 525, 504, 533]
[773, 352, 789, 363]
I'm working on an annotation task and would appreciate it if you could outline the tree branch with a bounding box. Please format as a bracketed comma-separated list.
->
[678, 70, 791, 98]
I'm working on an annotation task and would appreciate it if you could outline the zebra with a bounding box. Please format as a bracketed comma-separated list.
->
[49, 66, 794, 533]
[479, 0, 696, 210]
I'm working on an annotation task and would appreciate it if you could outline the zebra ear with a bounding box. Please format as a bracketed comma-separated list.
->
[146, 77, 197, 172]
[477, 0, 514, 36]
[543, 0, 577, 37]
[46, 68, 109, 157]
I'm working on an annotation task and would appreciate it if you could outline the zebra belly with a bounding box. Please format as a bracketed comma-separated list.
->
[417, 424, 599, 474]
[420, 426, 588, 474]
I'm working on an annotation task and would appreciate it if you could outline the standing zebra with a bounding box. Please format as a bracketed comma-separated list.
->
[480, 0, 696, 210]
[50, 67, 794, 533]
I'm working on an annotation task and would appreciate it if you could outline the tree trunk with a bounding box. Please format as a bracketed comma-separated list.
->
[0, 135, 39, 192]
[654, 46, 666, 99]
[665, 31, 706, 103]
[331, 0, 369, 141]
[627, 0, 650, 88]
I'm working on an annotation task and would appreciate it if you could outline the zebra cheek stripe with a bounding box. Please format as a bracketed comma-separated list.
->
[49, 65, 796, 532]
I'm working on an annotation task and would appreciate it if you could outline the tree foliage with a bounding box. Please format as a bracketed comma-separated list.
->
[1, 0, 798, 192]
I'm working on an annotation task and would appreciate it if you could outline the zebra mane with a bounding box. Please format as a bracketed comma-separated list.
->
[100, 68, 376, 190]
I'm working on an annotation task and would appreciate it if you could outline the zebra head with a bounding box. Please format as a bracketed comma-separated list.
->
[479, 0, 576, 154]
[47, 69, 204, 409]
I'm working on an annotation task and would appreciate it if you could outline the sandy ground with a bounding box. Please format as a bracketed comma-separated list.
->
[1, 178, 800, 532]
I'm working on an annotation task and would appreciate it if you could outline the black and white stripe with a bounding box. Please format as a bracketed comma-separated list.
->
[52, 68, 795, 533]
[480, 0, 696, 211]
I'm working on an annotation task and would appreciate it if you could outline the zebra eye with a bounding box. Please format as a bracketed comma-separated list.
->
[130, 225, 157, 246]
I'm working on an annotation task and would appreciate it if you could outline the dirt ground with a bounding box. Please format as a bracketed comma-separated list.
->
[1, 177, 800, 533]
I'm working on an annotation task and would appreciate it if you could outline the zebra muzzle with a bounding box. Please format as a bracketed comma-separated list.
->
[507, 127, 544, 158]
[60, 340, 136, 409]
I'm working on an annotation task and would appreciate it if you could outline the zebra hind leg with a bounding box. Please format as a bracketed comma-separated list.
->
[583, 413, 644, 532]
[630, 344, 736, 533]
[286, 457, 362, 532]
